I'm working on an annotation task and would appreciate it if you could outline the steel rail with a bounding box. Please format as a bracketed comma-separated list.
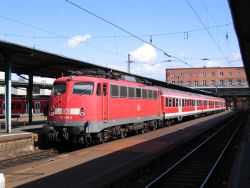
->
[200, 113, 246, 188]
[145, 112, 243, 188]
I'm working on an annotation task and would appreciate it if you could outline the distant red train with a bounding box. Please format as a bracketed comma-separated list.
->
[43, 70, 225, 144]
[0, 94, 49, 116]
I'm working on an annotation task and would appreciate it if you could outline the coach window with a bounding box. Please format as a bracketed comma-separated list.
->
[17, 103, 21, 110]
[72, 82, 94, 95]
[136, 88, 142, 98]
[169, 98, 172, 107]
[128, 87, 135, 98]
[172, 98, 175, 107]
[11, 103, 16, 110]
[111, 85, 119, 97]
[142, 89, 147, 99]
[176, 98, 178, 107]
[166, 97, 169, 107]
[182, 99, 185, 107]
[96, 83, 101, 96]
[120, 86, 128, 98]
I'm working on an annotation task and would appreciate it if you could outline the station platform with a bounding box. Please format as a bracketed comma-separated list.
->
[228, 110, 250, 188]
[1, 111, 240, 188]
[0, 116, 46, 161]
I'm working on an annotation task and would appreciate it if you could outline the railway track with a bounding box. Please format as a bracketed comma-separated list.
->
[144, 111, 247, 188]
[0, 149, 57, 170]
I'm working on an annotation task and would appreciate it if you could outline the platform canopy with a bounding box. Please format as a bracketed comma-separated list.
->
[0, 40, 105, 79]
[228, 0, 250, 83]
[0, 40, 213, 96]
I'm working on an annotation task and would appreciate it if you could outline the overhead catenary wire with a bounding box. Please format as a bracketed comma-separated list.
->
[65, 0, 193, 67]
[200, 0, 233, 64]
[0, 22, 233, 40]
[185, 0, 229, 61]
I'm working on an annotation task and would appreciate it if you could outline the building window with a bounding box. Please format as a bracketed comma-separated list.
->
[202, 80, 207, 86]
[178, 73, 182, 77]
[228, 72, 232, 76]
[228, 80, 232, 86]
[194, 80, 198, 86]
[211, 80, 215, 86]
[237, 80, 241, 86]
[172, 81, 175, 84]
[220, 80, 224, 86]
[194, 72, 198, 77]
[211, 72, 215, 76]
[178, 81, 183, 85]
[186, 81, 191, 86]
[171, 73, 175, 77]
[186, 73, 191, 77]
[202, 72, 206, 77]
[220, 72, 224, 76]
[237, 71, 240, 76]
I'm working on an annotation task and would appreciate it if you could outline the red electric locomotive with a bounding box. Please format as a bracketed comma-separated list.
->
[43, 70, 225, 144]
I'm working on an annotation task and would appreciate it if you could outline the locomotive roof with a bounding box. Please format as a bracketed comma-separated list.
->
[55, 75, 159, 89]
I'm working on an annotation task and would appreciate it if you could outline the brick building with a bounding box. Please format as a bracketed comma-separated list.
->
[166, 67, 250, 109]
[166, 67, 248, 88]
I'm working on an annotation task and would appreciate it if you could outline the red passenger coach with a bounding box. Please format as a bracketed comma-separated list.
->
[43, 70, 225, 144]
[0, 95, 49, 116]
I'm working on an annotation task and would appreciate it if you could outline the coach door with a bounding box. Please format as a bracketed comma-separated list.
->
[178, 98, 182, 114]
[102, 84, 108, 122]
[35, 101, 41, 114]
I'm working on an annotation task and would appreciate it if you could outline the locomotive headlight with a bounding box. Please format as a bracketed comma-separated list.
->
[79, 107, 85, 118]
[50, 106, 55, 116]
[50, 106, 55, 112]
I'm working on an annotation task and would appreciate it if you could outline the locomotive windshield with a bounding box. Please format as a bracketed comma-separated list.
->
[51, 83, 66, 95]
[72, 82, 94, 95]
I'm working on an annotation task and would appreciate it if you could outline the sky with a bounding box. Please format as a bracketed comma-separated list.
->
[0, 0, 242, 82]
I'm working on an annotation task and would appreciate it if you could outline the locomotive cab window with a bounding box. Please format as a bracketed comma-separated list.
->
[52, 83, 66, 95]
[72, 82, 94, 95]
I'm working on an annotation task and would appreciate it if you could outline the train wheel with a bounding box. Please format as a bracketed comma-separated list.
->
[98, 132, 105, 143]
[120, 128, 127, 139]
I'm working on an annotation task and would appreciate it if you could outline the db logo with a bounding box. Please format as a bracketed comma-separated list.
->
[62, 108, 70, 114]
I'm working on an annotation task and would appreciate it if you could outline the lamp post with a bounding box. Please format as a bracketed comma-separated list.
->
[127, 54, 134, 73]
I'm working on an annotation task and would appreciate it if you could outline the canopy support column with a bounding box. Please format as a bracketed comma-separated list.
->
[28, 74, 33, 123]
[4, 52, 12, 133]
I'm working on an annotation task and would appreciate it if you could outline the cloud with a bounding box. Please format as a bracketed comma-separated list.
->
[206, 60, 222, 67]
[66, 34, 91, 48]
[130, 44, 157, 63]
